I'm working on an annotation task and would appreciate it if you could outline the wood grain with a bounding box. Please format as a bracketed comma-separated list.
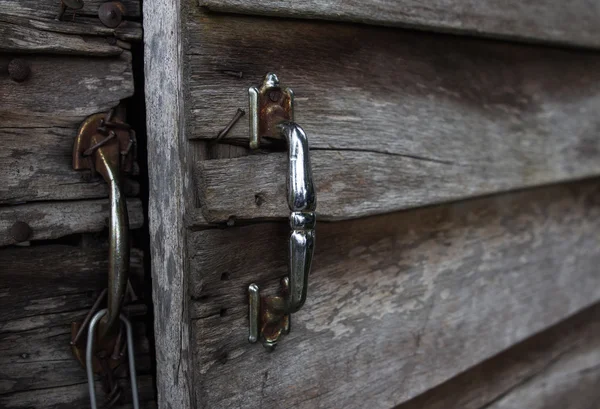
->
[0, 52, 134, 127]
[198, 0, 600, 48]
[0, 245, 155, 408]
[187, 11, 600, 148]
[395, 303, 600, 409]
[0, 16, 141, 56]
[186, 12, 600, 222]
[144, 0, 194, 408]
[0, 198, 144, 246]
[0, 0, 141, 20]
[0, 127, 139, 204]
[197, 150, 600, 222]
[188, 179, 600, 409]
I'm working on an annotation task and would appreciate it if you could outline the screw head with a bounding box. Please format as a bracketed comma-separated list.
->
[9, 221, 32, 243]
[8, 59, 30, 82]
[98, 2, 124, 28]
[268, 89, 282, 102]
[63, 0, 84, 10]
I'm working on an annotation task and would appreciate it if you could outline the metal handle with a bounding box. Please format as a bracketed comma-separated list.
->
[248, 120, 317, 350]
[102, 152, 130, 340]
[73, 111, 134, 341]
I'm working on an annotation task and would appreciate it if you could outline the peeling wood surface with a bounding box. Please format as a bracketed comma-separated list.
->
[0, 198, 144, 246]
[0, 52, 134, 127]
[188, 180, 600, 409]
[144, 0, 194, 408]
[0, 127, 139, 204]
[197, 151, 600, 222]
[198, 0, 600, 48]
[395, 303, 600, 409]
[0, 245, 155, 408]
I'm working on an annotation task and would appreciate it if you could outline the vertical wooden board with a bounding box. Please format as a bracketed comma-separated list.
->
[198, 0, 600, 48]
[144, 0, 194, 408]
[188, 180, 600, 409]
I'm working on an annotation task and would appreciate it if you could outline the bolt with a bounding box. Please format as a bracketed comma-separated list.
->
[98, 2, 125, 28]
[9, 221, 32, 243]
[269, 89, 282, 102]
[8, 59, 30, 82]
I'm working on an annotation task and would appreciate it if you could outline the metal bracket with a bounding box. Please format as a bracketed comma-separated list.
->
[248, 73, 294, 149]
[248, 74, 316, 350]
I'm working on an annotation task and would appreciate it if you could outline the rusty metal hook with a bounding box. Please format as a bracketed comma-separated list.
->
[73, 110, 135, 341]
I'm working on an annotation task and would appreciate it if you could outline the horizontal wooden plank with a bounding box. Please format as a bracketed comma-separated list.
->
[0, 375, 156, 409]
[0, 246, 145, 327]
[1, 0, 141, 20]
[187, 13, 600, 222]
[189, 179, 600, 409]
[198, 0, 600, 48]
[187, 12, 600, 148]
[0, 245, 155, 408]
[197, 151, 600, 222]
[0, 127, 139, 204]
[395, 303, 600, 409]
[0, 198, 144, 246]
[0, 16, 141, 56]
[0, 52, 133, 127]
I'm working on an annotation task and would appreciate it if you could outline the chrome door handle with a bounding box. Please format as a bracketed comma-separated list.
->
[247, 74, 317, 350]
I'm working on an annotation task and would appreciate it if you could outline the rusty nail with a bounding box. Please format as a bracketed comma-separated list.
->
[8, 59, 31, 83]
[216, 108, 245, 141]
[98, 2, 125, 28]
[56, 0, 84, 20]
[269, 89, 282, 102]
[9, 221, 32, 243]
[223, 70, 243, 79]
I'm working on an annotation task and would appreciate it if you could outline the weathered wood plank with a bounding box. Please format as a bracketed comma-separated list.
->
[199, 0, 600, 48]
[144, 0, 194, 408]
[197, 150, 600, 222]
[189, 180, 600, 409]
[0, 246, 145, 327]
[0, 0, 141, 21]
[0, 15, 142, 56]
[187, 12, 600, 222]
[0, 52, 133, 127]
[0, 127, 139, 204]
[0, 19, 122, 56]
[484, 333, 600, 409]
[187, 12, 600, 148]
[395, 303, 600, 409]
[0, 198, 144, 246]
[0, 376, 156, 409]
[0, 245, 155, 408]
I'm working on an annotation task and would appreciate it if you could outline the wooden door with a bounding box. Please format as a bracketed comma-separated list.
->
[144, 1, 600, 408]
[0, 1, 156, 407]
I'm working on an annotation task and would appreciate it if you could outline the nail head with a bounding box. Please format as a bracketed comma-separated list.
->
[10, 221, 32, 243]
[8, 59, 31, 82]
[98, 2, 124, 28]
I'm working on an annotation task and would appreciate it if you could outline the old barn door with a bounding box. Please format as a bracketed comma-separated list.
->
[144, 0, 600, 408]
